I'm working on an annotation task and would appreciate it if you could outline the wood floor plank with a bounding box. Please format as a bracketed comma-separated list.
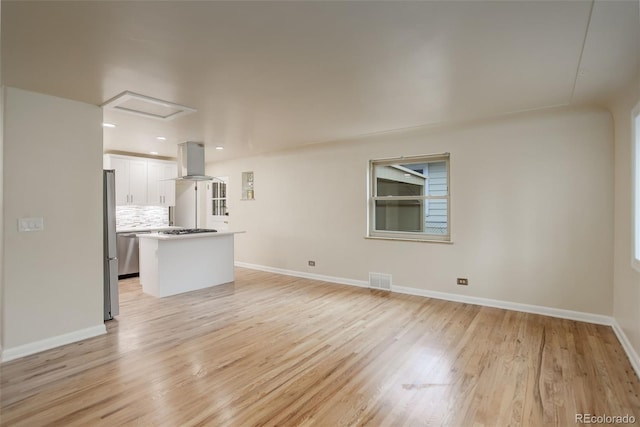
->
[1, 268, 639, 426]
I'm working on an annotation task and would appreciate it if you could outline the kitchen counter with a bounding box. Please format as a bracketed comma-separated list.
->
[137, 230, 242, 240]
[115, 226, 184, 277]
[116, 226, 182, 233]
[138, 230, 245, 298]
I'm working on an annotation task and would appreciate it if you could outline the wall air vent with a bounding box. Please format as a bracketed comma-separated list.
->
[369, 272, 392, 291]
[101, 91, 196, 121]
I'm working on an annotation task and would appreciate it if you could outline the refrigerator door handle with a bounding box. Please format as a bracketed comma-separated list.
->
[104, 169, 120, 321]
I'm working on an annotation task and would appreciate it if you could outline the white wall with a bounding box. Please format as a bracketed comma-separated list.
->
[610, 75, 640, 363]
[0, 0, 4, 355]
[208, 106, 614, 315]
[2, 87, 105, 357]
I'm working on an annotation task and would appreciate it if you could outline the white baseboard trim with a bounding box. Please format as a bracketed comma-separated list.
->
[235, 262, 369, 288]
[611, 320, 640, 379]
[391, 285, 613, 325]
[236, 261, 612, 325]
[1, 324, 107, 363]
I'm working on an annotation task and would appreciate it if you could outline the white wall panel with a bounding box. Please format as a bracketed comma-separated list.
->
[3, 88, 104, 352]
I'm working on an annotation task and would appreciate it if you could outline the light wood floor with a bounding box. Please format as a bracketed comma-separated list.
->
[1, 268, 639, 426]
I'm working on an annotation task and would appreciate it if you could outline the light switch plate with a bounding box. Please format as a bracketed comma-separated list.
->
[18, 217, 44, 232]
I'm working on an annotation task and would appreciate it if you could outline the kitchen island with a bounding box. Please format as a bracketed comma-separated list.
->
[116, 226, 184, 278]
[138, 230, 244, 297]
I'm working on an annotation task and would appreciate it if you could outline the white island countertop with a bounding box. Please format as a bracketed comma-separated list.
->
[138, 230, 244, 241]
[116, 226, 183, 233]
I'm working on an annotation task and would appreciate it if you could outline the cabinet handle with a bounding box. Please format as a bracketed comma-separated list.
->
[160, 196, 162, 204]
[131, 194, 133, 203]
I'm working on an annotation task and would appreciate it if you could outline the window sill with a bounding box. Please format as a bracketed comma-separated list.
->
[365, 236, 453, 244]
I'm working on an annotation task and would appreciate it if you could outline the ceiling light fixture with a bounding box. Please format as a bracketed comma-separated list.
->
[101, 91, 197, 121]
[215, 146, 224, 150]
[157, 136, 167, 141]
[150, 151, 159, 155]
[102, 122, 116, 128]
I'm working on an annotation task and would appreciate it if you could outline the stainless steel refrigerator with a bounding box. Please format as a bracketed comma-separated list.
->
[103, 170, 120, 320]
[175, 180, 203, 228]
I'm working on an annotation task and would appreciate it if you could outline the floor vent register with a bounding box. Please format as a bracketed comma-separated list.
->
[368, 272, 392, 291]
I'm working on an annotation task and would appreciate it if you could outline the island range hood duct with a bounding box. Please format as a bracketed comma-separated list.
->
[177, 141, 214, 181]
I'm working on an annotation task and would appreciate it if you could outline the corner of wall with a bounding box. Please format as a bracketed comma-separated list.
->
[1, 1, 5, 358]
[0, 85, 4, 358]
[608, 72, 640, 377]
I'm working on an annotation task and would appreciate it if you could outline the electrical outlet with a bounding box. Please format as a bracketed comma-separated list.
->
[457, 278, 468, 286]
[308, 260, 316, 267]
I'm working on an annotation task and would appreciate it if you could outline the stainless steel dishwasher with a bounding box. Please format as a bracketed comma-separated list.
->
[116, 231, 151, 277]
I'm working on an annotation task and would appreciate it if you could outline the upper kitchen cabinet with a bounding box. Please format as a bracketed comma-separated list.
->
[147, 160, 177, 207]
[104, 154, 177, 207]
[104, 155, 148, 205]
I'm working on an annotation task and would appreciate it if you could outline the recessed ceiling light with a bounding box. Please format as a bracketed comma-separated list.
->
[215, 146, 224, 150]
[404, 173, 411, 177]
[102, 122, 116, 128]
[150, 151, 159, 155]
[157, 136, 167, 141]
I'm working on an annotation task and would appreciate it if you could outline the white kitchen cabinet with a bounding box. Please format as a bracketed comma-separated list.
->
[147, 160, 176, 206]
[105, 155, 148, 205]
[105, 154, 177, 207]
[129, 159, 148, 205]
[108, 156, 129, 205]
[162, 163, 176, 206]
[147, 162, 163, 206]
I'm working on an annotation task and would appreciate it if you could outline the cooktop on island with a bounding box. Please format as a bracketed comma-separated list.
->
[160, 228, 218, 235]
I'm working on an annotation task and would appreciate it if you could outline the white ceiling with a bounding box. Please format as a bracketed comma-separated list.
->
[2, 1, 639, 162]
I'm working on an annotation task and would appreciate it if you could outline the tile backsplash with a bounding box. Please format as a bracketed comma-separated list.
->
[116, 205, 169, 229]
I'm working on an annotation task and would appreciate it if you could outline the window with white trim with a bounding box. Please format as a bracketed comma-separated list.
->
[368, 153, 450, 242]
[633, 102, 640, 272]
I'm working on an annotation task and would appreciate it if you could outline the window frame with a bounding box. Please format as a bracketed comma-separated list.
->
[632, 101, 640, 272]
[367, 153, 451, 243]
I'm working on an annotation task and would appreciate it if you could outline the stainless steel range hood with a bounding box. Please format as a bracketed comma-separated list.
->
[177, 141, 214, 181]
